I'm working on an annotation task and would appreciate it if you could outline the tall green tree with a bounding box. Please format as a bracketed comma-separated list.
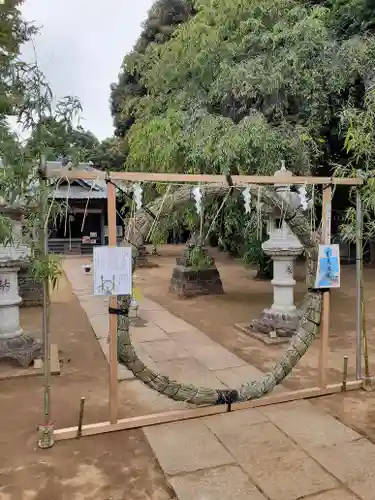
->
[0, 0, 84, 282]
[108, 0, 375, 274]
[26, 113, 99, 163]
[90, 136, 129, 171]
[125, 0, 374, 176]
[110, 0, 195, 139]
[0, 0, 37, 117]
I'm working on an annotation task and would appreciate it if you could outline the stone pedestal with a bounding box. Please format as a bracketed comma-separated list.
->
[248, 166, 304, 342]
[250, 244, 303, 338]
[19, 262, 43, 307]
[132, 244, 158, 268]
[136, 245, 149, 267]
[170, 246, 224, 298]
[0, 211, 42, 367]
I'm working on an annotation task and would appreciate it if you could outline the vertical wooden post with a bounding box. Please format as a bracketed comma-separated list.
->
[355, 189, 363, 380]
[107, 180, 118, 424]
[318, 184, 332, 388]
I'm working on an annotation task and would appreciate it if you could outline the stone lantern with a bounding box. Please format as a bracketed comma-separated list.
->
[0, 204, 42, 366]
[250, 165, 304, 341]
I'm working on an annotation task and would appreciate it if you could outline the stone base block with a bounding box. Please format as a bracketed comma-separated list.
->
[235, 323, 291, 345]
[170, 265, 224, 298]
[136, 245, 158, 268]
[252, 308, 300, 337]
[235, 309, 300, 345]
[0, 334, 43, 367]
[19, 263, 43, 307]
[136, 245, 149, 267]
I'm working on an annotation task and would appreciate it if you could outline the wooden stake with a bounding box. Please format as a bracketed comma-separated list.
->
[341, 356, 348, 392]
[318, 185, 332, 388]
[107, 180, 118, 424]
[76, 397, 86, 439]
[54, 380, 362, 441]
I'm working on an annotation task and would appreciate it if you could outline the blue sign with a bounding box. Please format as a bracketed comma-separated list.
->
[315, 244, 340, 289]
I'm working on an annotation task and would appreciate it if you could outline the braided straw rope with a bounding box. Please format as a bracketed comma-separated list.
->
[117, 184, 322, 405]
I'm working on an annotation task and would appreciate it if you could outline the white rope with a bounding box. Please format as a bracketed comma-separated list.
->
[146, 185, 171, 243]
[256, 186, 262, 239]
[198, 184, 203, 244]
[116, 209, 133, 245]
[63, 180, 71, 237]
[203, 187, 232, 244]
[44, 175, 72, 249]
[46, 176, 66, 231]
[126, 198, 136, 242]
[310, 185, 316, 233]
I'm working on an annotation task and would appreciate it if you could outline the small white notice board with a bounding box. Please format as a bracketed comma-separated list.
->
[93, 246, 132, 296]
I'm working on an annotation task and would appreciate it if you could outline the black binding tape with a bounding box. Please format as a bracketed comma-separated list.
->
[108, 306, 129, 316]
[216, 389, 239, 405]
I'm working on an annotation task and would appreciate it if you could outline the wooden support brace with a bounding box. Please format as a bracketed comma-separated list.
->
[45, 169, 363, 186]
[41, 169, 364, 445]
[54, 380, 362, 441]
[318, 185, 332, 389]
[106, 180, 119, 424]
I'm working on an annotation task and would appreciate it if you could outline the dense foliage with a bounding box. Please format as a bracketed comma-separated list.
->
[0, 2, 97, 285]
[26, 115, 99, 163]
[110, 0, 196, 139]
[109, 0, 375, 271]
[0, 0, 37, 118]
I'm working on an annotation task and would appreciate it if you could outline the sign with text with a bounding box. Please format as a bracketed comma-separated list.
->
[93, 246, 132, 296]
[315, 244, 340, 289]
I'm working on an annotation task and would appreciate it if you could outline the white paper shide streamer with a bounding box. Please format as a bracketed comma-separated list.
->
[298, 184, 308, 211]
[192, 186, 202, 215]
[242, 187, 252, 214]
[133, 183, 143, 211]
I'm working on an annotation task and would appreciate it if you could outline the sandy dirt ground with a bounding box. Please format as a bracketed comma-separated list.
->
[1, 244, 375, 499]
[0, 275, 174, 500]
[134, 245, 375, 442]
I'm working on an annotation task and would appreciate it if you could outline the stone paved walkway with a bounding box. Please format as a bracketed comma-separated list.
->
[64, 259, 375, 500]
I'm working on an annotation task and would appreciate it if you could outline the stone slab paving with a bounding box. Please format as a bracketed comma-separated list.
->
[169, 465, 267, 500]
[64, 259, 375, 500]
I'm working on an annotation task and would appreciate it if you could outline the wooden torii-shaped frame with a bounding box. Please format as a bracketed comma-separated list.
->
[45, 169, 365, 441]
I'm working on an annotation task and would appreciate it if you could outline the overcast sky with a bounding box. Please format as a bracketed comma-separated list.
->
[17, 0, 154, 139]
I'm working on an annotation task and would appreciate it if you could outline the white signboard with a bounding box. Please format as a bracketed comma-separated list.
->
[93, 246, 132, 296]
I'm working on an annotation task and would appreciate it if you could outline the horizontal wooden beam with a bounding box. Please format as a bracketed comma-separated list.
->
[46, 169, 363, 186]
[54, 379, 362, 441]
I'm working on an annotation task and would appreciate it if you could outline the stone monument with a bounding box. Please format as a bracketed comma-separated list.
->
[0, 205, 42, 366]
[239, 165, 305, 344]
[170, 235, 224, 298]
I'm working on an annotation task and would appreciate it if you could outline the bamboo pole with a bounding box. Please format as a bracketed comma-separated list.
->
[356, 189, 363, 380]
[37, 153, 54, 449]
[107, 179, 119, 424]
[318, 185, 332, 388]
